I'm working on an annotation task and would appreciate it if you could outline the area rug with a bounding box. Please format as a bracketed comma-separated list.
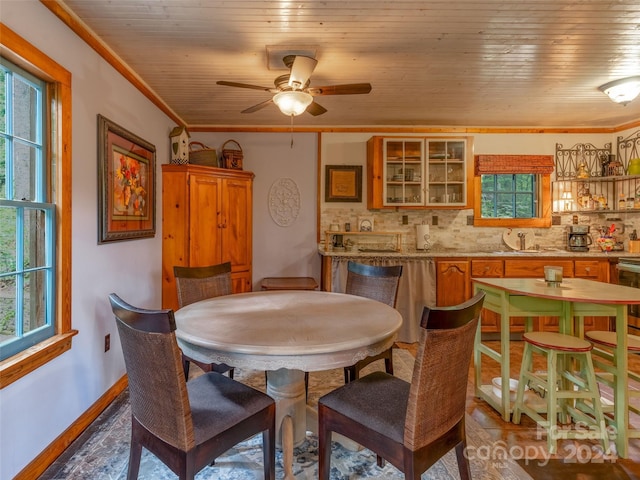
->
[41, 349, 531, 479]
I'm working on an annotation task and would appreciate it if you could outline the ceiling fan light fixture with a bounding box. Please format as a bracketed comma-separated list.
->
[598, 76, 640, 106]
[273, 90, 313, 116]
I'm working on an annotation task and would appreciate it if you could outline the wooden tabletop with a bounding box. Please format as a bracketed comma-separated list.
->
[472, 277, 640, 305]
[174, 290, 402, 372]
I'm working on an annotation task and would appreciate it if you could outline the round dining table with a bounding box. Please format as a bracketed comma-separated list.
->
[174, 289, 403, 479]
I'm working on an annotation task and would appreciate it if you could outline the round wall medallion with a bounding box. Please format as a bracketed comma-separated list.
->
[268, 178, 301, 227]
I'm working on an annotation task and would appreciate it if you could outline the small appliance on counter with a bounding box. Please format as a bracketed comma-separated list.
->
[567, 225, 592, 252]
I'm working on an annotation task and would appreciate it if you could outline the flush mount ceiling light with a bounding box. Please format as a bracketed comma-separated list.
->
[273, 90, 313, 116]
[598, 76, 640, 106]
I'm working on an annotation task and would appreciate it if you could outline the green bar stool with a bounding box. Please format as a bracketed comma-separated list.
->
[512, 331, 610, 455]
[584, 331, 640, 440]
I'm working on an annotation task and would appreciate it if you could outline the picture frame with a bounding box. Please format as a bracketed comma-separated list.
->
[97, 114, 156, 243]
[325, 165, 362, 202]
[358, 216, 375, 232]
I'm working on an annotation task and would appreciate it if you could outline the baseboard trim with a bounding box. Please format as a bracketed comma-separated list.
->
[14, 375, 128, 480]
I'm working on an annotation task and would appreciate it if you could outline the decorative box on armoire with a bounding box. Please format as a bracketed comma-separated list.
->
[161, 164, 254, 310]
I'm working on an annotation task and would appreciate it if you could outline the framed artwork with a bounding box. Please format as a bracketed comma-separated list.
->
[97, 114, 156, 243]
[358, 216, 375, 232]
[325, 165, 362, 202]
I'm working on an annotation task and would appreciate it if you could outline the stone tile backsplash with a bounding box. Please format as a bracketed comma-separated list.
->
[321, 207, 640, 253]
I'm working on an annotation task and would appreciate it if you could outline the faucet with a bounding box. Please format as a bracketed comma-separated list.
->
[517, 232, 527, 250]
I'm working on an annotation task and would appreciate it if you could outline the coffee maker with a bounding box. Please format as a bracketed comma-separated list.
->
[567, 225, 592, 252]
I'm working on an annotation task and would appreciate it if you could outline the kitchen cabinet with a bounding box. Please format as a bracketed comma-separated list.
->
[425, 139, 469, 207]
[435, 257, 613, 334]
[435, 260, 470, 307]
[162, 164, 254, 310]
[470, 260, 504, 332]
[367, 136, 473, 210]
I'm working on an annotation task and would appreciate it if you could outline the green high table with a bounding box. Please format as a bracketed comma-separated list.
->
[472, 277, 640, 458]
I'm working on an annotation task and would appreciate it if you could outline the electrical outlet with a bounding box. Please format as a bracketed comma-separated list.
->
[432, 215, 438, 226]
[104, 334, 110, 352]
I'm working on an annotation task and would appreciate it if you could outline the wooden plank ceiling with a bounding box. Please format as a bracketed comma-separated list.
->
[57, 0, 640, 128]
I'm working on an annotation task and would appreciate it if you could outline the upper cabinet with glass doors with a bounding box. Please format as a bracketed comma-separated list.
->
[367, 136, 472, 209]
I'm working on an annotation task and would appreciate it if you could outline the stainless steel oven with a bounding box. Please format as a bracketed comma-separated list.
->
[617, 257, 640, 332]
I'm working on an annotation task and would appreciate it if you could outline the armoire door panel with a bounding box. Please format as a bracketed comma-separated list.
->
[223, 179, 252, 272]
[189, 174, 222, 266]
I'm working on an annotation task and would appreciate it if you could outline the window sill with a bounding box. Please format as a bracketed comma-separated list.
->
[0, 331, 78, 389]
[473, 217, 552, 228]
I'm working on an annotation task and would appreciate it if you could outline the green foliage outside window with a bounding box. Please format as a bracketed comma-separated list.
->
[481, 174, 536, 218]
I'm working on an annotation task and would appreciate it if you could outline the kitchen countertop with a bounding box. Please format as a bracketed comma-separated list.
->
[318, 247, 640, 259]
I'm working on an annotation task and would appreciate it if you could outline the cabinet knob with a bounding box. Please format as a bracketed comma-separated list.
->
[585, 267, 591, 273]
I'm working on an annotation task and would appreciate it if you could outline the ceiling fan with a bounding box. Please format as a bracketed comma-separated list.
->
[216, 55, 372, 116]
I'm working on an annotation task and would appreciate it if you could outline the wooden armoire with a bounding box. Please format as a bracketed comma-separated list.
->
[161, 164, 254, 310]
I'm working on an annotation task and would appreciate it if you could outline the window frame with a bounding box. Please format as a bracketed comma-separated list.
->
[0, 24, 75, 389]
[473, 173, 551, 228]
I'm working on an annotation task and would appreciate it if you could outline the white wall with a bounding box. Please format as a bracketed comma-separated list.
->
[0, 3, 174, 478]
[188, 132, 321, 290]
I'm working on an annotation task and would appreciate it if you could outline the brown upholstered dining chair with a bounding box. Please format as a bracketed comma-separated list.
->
[318, 291, 485, 480]
[174, 262, 234, 380]
[109, 293, 276, 480]
[343, 260, 403, 383]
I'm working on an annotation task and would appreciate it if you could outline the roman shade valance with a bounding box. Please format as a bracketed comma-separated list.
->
[474, 155, 555, 175]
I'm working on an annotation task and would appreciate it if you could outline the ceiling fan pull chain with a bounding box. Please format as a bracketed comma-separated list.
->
[290, 114, 294, 148]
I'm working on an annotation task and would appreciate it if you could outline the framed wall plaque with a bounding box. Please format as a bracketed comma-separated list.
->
[325, 165, 362, 202]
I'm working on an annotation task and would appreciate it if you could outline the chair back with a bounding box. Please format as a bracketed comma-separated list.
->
[345, 261, 403, 307]
[174, 262, 232, 308]
[109, 293, 195, 451]
[404, 292, 485, 450]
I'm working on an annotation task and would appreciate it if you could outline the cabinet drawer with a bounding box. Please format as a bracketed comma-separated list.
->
[471, 260, 504, 277]
[504, 259, 574, 278]
[574, 260, 607, 281]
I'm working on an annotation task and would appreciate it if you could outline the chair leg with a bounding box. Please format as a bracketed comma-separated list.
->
[343, 366, 353, 384]
[512, 342, 533, 424]
[304, 371, 309, 401]
[581, 353, 611, 454]
[228, 367, 234, 379]
[385, 349, 394, 376]
[318, 411, 332, 480]
[546, 350, 559, 455]
[127, 425, 143, 480]
[455, 440, 472, 480]
[182, 357, 190, 381]
[262, 427, 276, 480]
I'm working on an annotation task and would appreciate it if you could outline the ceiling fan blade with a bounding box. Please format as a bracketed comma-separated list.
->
[217, 80, 276, 92]
[306, 101, 327, 116]
[288, 56, 318, 89]
[307, 83, 372, 96]
[241, 98, 274, 114]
